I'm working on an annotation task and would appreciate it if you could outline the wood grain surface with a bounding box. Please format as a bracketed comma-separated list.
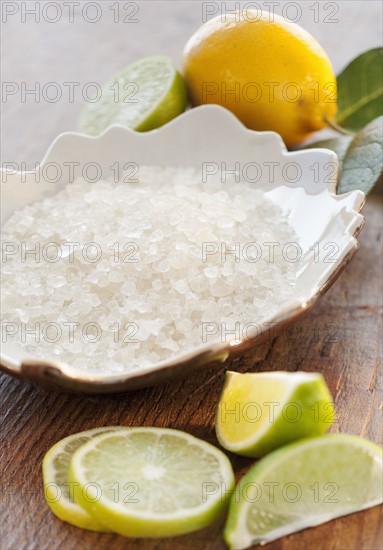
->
[1, 2, 382, 549]
[1, 195, 382, 550]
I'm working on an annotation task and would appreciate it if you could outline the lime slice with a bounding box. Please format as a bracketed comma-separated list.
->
[42, 427, 120, 530]
[68, 427, 234, 537]
[216, 371, 334, 457]
[224, 434, 383, 550]
[79, 56, 187, 135]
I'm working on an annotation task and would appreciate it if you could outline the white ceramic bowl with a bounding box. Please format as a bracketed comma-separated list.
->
[0, 105, 364, 392]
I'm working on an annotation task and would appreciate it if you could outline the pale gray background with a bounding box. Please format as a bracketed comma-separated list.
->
[1, 0, 382, 167]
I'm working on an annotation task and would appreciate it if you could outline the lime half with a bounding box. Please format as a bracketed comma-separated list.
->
[69, 427, 235, 537]
[42, 427, 120, 530]
[79, 56, 187, 135]
[216, 371, 334, 457]
[224, 434, 383, 549]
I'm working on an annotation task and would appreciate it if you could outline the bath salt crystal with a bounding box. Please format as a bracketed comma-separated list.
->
[204, 266, 219, 279]
[1, 166, 301, 374]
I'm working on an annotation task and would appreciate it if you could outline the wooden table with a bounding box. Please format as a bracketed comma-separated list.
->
[1, 2, 382, 549]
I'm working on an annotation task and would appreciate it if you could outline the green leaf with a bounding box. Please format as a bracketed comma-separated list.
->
[308, 136, 353, 170]
[336, 48, 383, 131]
[338, 116, 383, 194]
[306, 117, 383, 195]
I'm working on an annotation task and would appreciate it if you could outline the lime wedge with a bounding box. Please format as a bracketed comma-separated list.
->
[216, 371, 334, 457]
[42, 427, 120, 530]
[224, 434, 383, 550]
[79, 56, 187, 135]
[68, 427, 234, 537]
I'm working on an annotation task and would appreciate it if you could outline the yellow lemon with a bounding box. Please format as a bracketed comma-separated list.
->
[183, 11, 337, 147]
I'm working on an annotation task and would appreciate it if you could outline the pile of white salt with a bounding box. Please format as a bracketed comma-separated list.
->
[1, 166, 300, 373]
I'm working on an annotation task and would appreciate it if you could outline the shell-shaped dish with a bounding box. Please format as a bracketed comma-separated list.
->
[0, 106, 364, 392]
